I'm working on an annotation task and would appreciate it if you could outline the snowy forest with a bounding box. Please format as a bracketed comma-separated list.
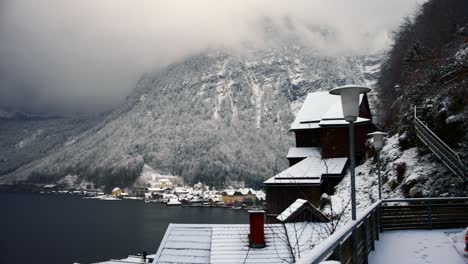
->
[0, 48, 380, 190]
[1, 0, 467, 191]
[376, 0, 468, 160]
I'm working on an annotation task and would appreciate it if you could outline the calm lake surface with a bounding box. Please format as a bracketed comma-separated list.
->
[0, 192, 248, 264]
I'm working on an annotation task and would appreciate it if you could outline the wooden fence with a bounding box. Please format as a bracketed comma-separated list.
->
[296, 197, 468, 264]
[296, 200, 382, 264]
[381, 197, 468, 230]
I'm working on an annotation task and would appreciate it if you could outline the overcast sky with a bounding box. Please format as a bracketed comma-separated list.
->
[0, 0, 425, 114]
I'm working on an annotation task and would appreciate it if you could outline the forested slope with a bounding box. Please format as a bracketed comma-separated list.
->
[377, 0, 467, 158]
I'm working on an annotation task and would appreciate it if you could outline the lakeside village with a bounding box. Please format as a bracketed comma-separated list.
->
[30, 178, 266, 209]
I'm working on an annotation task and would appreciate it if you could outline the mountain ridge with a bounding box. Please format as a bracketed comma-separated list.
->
[0, 47, 382, 189]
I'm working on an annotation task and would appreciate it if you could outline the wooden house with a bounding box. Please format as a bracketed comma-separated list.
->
[264, 91, 373, 223]
[111, 187, 123, 197]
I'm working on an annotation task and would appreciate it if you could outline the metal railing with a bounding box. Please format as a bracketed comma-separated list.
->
[414, 106, 467, 178]
[295, 197, 468, 264]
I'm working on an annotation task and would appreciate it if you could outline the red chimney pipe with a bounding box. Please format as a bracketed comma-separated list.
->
[249, 210, 265, 248]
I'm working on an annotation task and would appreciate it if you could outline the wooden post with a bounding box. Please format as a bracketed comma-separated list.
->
[352, 229, 358, 264]
[427, 201, 433, 230]
[370, 212, 375, 251]
[377, 204, 384, 234]
[374, 208, 380, 241]
[363, 218, 369, 264]
[332, 243, 342, 263]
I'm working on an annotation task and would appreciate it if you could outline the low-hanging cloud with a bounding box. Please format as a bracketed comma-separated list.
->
[0, 0, 425, 114]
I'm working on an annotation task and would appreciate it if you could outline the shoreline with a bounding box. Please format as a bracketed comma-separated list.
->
[0, 183, 265, 211]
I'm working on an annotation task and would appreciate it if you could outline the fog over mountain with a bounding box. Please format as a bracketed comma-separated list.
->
[0, 47, 382, 188]
[0, 0, 424, 114]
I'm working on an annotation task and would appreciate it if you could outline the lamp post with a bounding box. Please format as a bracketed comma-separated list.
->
[330, 85, 370, 264]
[368, 132, 387, 200]
[329, 85, 371, 220]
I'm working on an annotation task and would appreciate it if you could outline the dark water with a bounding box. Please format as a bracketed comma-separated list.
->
[0, 192, 248, 264]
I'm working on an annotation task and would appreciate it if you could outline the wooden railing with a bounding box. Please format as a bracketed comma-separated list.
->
[296, 200, 382, 264]
[414, 106, 467, 178]
[381, 197, 468, 231]
[296, 197, 468, 264]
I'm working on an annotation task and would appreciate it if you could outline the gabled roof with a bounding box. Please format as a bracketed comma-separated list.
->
[153, 223, 293, 264]
[290, 92, 338, 130]
[321, 157, 348, 175]
[263, 156, 348, 185]
[290, 91, 369, 130]
[277, 199, 330, 223]
[264, 156, 322, 185]
[153, 222, 331, 263]
[154, 225, 211, 263]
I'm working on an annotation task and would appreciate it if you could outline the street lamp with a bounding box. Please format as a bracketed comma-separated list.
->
[330, 85, 371, 264]
[329, 85, 371, 220]
[368, 131, 387, 200]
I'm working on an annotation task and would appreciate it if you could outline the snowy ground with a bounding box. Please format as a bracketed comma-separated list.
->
[324, 134, 466, 228]
[368, 229, 468, 264]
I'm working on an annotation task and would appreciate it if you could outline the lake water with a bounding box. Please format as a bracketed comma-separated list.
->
[0, 192, 248, 264]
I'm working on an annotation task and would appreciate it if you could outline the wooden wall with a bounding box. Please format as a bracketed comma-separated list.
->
[288, 158, 303, 167]
[295, 130, 321, 147]
[320, 123, 370, 159]
[265, 185, 322, 223]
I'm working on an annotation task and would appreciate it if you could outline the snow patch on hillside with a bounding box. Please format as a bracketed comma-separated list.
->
[57, 174, 96, 189]
[328, 135, 447, 225]
[133, 164, 183, 187]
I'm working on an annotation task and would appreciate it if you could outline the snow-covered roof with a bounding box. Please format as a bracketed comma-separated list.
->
[157, 179, 172, 183]
[221, 188, 256, 196]
[264, 156, 347, 185]
[153, 222, 331, 263]
[290, 92, 368, 130]
[277, 199, 308, 222]
[221, 190, 236, 196]
[277, 199, 329, 223]
[321, 157, 348, 175]
[235, 188, 255, 195]
[291, 92, 338, 130]
[287, 147, 321, 159]
[112, 187, 121, 192]
[96, 254, 156, 264]
[318, 117, 370, 127]
[264, 157, 322, 185]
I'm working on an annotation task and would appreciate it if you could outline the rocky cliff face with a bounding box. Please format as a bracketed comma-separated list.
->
[0, 47, 382, 188]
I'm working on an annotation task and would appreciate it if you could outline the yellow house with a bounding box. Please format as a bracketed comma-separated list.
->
[221, 190, 257, 205]
[111, 187, 123, 197]
[155, 179, 173, 189]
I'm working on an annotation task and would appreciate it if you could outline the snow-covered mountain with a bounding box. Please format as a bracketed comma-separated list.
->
[0, 47, 382, 188]
[0, 113, 101, 177]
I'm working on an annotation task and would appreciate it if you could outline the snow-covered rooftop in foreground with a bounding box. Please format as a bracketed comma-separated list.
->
[290, 92, 368, 130]
[96, 254, 156, 263]
[368, 229, 468, 264]
[264, 156, 347, 185]
[153, 222, 331, 264]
